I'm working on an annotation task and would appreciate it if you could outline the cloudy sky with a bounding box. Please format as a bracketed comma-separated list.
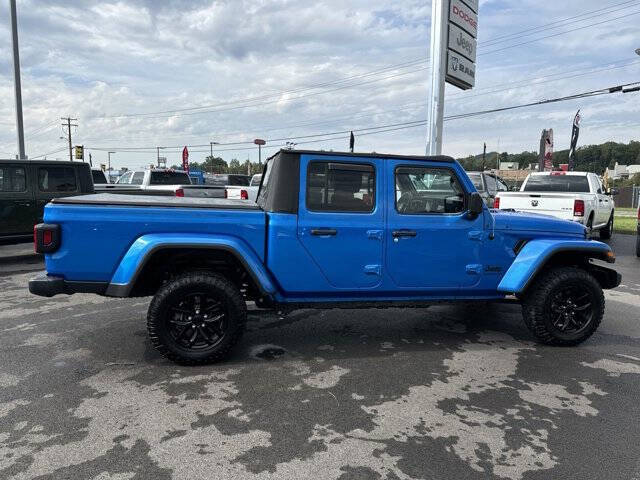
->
[0, 0, 638, 170]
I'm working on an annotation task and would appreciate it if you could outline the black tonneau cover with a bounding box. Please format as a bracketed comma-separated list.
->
[51, 194, 261, 210]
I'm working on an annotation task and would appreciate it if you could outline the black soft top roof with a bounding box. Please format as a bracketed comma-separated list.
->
[265, 149, 455, 163]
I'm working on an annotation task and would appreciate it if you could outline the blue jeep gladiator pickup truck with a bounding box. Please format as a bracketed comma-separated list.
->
[29, 150, 621, 364]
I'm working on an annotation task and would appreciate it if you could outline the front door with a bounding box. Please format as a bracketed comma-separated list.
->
[0, 164, 36, 236]
[386, 162, 484, 292]
[297, 156, 384, 290]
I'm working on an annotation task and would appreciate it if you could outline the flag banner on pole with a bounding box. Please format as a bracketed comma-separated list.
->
[568, 110, 581, 171]
[544, 129, 554, 171]
[349, 131, 355, 152]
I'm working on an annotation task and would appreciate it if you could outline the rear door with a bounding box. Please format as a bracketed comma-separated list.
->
[34, 165, 81, 223]
[386, 162, 484, 290]
[297, 156, 383, 289]
[0, 164, 36, 236]
[591, 174, 611, 225]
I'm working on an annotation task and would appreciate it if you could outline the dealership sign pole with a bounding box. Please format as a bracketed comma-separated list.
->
[427, 0, 478, 156]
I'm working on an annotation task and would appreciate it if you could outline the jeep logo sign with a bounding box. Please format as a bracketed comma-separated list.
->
[448, 23, 477, 63]
[449, 0, 478, 38]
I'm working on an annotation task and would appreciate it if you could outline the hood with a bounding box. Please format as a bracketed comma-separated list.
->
[492, 210, 586, 237]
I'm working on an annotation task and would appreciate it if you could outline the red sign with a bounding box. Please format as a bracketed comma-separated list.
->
[253, 139, 266, 146]
[182, 146, 189, 173]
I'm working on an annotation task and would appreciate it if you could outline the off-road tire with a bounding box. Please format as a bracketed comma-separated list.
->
[599, 213, 614, 240]
[522, 267, 604, 346]
[147, 272, 246, 365]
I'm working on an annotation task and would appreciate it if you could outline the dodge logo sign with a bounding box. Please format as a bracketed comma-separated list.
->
[531, 200, 539, 207]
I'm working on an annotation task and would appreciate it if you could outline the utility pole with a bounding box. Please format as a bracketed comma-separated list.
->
[61, 117, 77, 162]
[482, 143, 486, 171]
[426, 0, 447, 156]
[209, 141, 219, 173]
[108, 151, 115, 180]
[10, 0, 26, 159]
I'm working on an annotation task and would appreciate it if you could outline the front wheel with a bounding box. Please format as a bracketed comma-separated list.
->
[147, 273, 246, 365]
[522, 267, 604, 346]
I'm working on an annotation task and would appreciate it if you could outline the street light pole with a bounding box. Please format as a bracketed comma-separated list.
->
[9, 0, 26, 159]
[209, 141, 219, 173]
[108, 151, 115, 181]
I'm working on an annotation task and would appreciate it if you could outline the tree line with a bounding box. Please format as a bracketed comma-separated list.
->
[171, 156, 263, 175]
[457, 140, 640, 175]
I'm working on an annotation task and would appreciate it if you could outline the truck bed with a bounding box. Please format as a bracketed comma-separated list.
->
[52, 193, 260, 210]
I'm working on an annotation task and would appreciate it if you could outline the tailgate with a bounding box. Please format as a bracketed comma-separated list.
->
[498, 193, 576, 220]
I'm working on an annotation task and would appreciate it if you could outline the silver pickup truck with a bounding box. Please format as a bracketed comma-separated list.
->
[95, 169, 223, 197]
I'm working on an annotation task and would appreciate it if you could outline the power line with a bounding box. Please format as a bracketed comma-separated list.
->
[85, 82, 639, 155]
[31, 146, 68, 159]
[479, 0, 639, 46]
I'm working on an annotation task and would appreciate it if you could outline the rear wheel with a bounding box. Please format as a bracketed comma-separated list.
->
[147, 273, 246, 365]
[599, 213, 614, 240]
[522, 267, 604, 346]
[636, 233, 640, 258]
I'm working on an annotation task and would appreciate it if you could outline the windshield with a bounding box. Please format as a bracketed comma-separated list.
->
[523, 175, 590, 193]
[228, 175, 250, 186]
[149, 171, 191, 185]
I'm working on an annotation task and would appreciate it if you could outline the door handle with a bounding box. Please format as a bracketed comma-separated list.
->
[16, 202, 31, 207]
[311, 228, 337, 236]
[392, 230, 417, 238]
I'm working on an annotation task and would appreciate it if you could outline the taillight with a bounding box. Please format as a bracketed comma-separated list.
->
[240, 189, 249, 200]
[573, 199, 585, 217]
[34, 224, 61, 254]
[493, 197, 500, 209]
[175, 188, 184, 197]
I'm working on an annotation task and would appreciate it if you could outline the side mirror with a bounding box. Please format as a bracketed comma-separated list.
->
[608, 188, 619, 196]
[467, 192, 484, 218]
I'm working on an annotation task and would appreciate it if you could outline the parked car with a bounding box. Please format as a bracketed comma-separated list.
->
[225, 174, 262, 202]
[494, 171, 615, 239]
[95, 169, 222, 197]
[91, 168, 109, 185]
[467, 172, 510, 207]
[0, 159, 93, 242]
[30, 150, 620, 365]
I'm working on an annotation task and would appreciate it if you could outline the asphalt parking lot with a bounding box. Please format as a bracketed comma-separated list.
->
[0, 236, 639, 480]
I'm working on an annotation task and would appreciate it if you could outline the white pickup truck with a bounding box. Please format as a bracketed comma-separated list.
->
[495, 171, 615, 239]
[95, 169, 223, 197]
[225, 174, 262, 202]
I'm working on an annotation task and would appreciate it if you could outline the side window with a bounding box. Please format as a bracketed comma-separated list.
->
[131, 172, 145, 185]
[395, 167, 465, 215]
[38, 167, 77, 192]
[0, 167, 27, 192]
[306, 162, 375, 213]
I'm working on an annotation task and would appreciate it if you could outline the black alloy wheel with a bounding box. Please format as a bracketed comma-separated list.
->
[522, 266, 604, 346]
[547, 286, 594, 335]
[147, 273, 246, 365]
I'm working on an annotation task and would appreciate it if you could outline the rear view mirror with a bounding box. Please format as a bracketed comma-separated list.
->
[467, 192, 484, 218]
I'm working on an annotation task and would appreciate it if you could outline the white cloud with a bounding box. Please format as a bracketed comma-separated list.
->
[0, 0, 637, 168]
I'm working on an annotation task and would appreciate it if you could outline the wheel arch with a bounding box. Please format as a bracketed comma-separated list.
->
[105, 233, 277, 300]
[497, 239, 617, 296]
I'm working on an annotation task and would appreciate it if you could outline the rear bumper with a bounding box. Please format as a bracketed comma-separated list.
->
[28, 273, 107, 298]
